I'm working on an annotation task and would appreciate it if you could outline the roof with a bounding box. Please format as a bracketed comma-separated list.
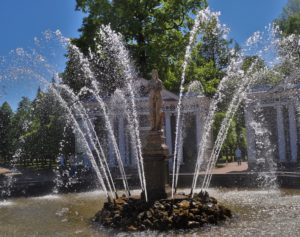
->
[137, 78, 179, 101]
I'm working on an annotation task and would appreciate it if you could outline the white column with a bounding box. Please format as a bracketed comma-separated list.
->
[244, 107, 257, 164]
[294, 101, 300, 162]
[276, 105, 286, 162]
[118, 116, 126, 165]
[75, 119, 85, 156]
[165, 112, 173, 155]
[108, 119, 115, 166]
[195, 111, 202, 149]
[288, 104, 297, 162]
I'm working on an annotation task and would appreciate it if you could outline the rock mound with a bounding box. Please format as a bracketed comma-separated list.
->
[94, 191, 232, 231]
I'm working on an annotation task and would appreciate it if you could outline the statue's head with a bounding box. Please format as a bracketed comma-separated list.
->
[151, 69, 159, 81]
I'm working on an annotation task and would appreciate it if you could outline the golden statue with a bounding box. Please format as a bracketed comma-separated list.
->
[148, 69, 163, 131]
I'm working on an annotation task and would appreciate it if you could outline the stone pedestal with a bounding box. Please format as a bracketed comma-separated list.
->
[142, 130, 169, 202]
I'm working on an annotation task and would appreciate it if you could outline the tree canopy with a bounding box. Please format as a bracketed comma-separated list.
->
[0, 102, 14, 163]
[74, 0, 208, 80]
[276, 0, 300, 35]
[67, 0, 232, 96]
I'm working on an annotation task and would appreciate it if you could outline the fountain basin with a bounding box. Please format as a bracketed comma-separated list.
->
[2, 188, 300, 236]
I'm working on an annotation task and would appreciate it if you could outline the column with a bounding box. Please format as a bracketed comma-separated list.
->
[294, 100, 300, 163]
[244, 107, 257, 165]
[288, 104, 297, 162]
[196, 111, 202, 148]
[118, 116, 126, 165]
[165, 112, 173, 155]
[276, 105, 286, 162]
[75, 118, 85, 157]
[108, 120, 115, 167]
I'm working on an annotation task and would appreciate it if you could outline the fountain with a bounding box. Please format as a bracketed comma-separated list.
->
[94, 68, 232, 231]
[1, 3, 300, 236]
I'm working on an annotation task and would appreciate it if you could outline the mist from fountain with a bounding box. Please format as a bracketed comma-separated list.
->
[249, 101, 278, 189]
[174, 81, 205, 189]
[172, 7, 224, 198]
[201, 65, 262, 191]
[56, 84, 119, 197]
[189, 54, 244, 196]
[0, 29, 150, 200]
[0, 12, 299, 206]
[96, 25, 148, 201]
[0, 34, 121, 200]
[62, 44, 131, 196]
[189, 25, 295, 194]
[48, 85, 111, 198]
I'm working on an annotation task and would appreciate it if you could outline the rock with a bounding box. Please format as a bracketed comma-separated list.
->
[222, 206, 232, 218]
[154, 201, 165, 210]
[143, 218, 153, 227]
[146, 211, 152, 219]
[137, 212, 144, 220]
[188, 212, 195, 219]
[95, 192, 232, 231]
[140, 224, 146, 231]
[114, 198, 126, 205]
[188, 221, 201, 228]
[207, 215, 216, 224]
[113, 214, 121, 223]
[178, 200, 190, 209]
[127, 225, 138, 231]
[210, 197, 218, 204]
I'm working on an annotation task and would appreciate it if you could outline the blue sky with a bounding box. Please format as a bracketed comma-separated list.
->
[209, 0, 288, 44]
[0, 0, 288, 110]
[0, 0, 83, 55]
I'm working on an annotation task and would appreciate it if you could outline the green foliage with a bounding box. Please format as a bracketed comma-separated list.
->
[62, 47, 90, 94]
[62, 0, 234, 97]
[213, 112, 237, 153]
[199, 17, 231, 70]
[67, 0, 232, 96]
[186, 45, 225, 96]
[213, 109, 247, 162]
[1, 90, 75, 169]
[275, 0, 300, 35]
[12, 97, 33, 141]
[74, 0, 208, 79]
[242, 56, 265, 73]
[0, 102, 14, 162]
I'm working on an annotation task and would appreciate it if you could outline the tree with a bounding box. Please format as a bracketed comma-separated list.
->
[11, 97, 33, 166]
[0, 102, 14, 163]
[276, 0, 300, 35]
[10, 88, 76, 169]
[72, 0, 208, 86]
[213, 112, 237, 162]
[70, 0, 235, 97]
[28, 88, 74, 169]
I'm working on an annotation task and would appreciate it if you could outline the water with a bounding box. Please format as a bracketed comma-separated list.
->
[1, 188, 300, 237]
[172, 8, 223, 198]
[0, 30, 144, 199]
[201, 63, 264, 191]
[0, 15, 300, 237]
[190, 55, 244, 196]
[65, 45, 129, 197]
[58, 93, 108, 195]
[191, 25, 299, 194]
[97, 26, 147, 201]
[57, 84, 118, 197]
[247, 100, 278, 189]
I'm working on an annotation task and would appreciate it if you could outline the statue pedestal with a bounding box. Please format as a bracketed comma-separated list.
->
[142, 130, 169, 202]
